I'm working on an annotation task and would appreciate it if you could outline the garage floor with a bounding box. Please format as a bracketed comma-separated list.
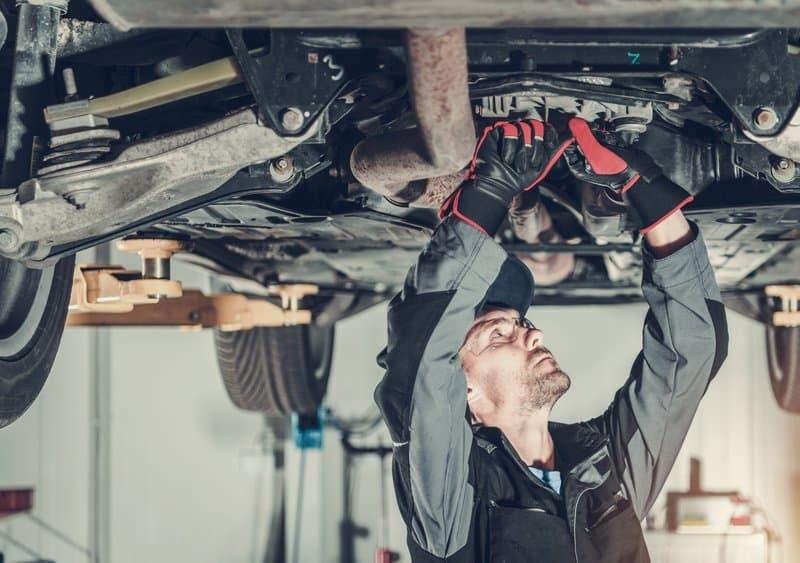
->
[1, 251, 799, 563]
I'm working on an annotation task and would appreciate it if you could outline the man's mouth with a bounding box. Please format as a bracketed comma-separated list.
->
[532, 353, 554, 368]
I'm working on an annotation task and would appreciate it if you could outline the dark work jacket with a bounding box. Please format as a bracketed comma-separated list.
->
[374, 217, 729, 562]
[445, 423, 649, 563]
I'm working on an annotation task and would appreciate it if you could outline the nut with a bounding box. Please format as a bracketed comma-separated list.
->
[0, 230, 15, 248]
[280, 107, 305, 132]
[0, 228, 20, 252]
[771, 158, 796, 183]
[269, 157, 295, 183]
[753, 107, 779, 131]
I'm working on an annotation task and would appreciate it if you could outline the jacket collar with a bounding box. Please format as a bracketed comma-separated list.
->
[473, 421, 611, 486]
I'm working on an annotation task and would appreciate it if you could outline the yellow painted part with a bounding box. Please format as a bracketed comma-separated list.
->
[88, 56, 244, 118]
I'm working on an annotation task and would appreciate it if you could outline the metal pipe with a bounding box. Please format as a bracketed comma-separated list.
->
[44, 55, 244, 123]
[349, 28, 474, 205]
[509, 192, 575, 287]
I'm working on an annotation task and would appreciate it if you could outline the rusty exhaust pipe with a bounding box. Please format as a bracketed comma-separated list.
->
[349, 28, 474, 206]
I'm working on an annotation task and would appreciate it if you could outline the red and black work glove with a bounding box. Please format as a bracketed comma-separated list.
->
[565, 117, 694, 234]
[440, 120, 567, 236]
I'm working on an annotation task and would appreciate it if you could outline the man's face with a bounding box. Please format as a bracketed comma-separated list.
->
[459, 307, 571, 423]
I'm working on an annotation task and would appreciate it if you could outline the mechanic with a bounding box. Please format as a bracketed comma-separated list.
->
[374, 118, 729, 562]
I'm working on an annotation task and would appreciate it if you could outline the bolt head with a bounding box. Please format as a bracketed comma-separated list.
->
[753, 107, 779, 131]
[771, 158, 796, 183]
[0, 229, 19, 251]
[280, 107, 305, 132]
[269, 157, 295, 183]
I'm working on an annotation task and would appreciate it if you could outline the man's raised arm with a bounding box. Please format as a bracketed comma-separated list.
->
[588, 197, 729, 520]
[374, 120, 552, 557]
[564, 118, 729, 518]
[374, 216, 506, 557]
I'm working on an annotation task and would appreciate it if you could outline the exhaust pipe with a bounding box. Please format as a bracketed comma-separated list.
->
[509, 191, 575, 287]
[349, 28, 474, 206]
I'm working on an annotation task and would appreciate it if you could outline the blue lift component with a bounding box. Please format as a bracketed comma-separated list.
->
[292, 406, 325, 449]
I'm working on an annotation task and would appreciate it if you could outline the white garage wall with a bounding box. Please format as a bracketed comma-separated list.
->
[2, 263, 799, 563]
[105, 253, 271, 563]
[0, 329, 93, 563]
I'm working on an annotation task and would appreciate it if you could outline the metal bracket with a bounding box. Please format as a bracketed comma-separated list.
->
[674, 30, 800, 137]
[765, 285, 800, 327]
[225, 29, 348, 137]
[0, 108, 322, 261]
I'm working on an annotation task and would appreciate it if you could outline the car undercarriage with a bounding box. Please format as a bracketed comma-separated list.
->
[0, 1, 798, 422]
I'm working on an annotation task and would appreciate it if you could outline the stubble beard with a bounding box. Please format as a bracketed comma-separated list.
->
[515, 350, 571, 412]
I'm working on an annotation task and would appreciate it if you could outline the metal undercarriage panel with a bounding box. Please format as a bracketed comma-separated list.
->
[152, 198, 800, 300]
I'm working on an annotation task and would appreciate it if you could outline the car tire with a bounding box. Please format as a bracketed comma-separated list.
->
[0, 255, 75, 428]
[214, 324, 334, 414]
[766, 325, 800, 413]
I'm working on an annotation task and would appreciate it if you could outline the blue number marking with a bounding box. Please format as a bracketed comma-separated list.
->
[627, 51, 641, 65]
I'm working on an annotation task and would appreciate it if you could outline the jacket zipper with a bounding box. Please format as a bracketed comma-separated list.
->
[488, 500, 546, 513]
[569, 439, 610, 563]
[494, 428, 612, 562]
[571, 481, 602, 563]
[585, 492, 626, 532]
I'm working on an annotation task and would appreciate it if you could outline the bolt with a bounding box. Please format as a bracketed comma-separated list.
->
[269, 157, 295, 183]
[520, 55, 536, 72]
[62, 68, 78, 101]
[0, 228, 19, 251]
[771, 158, 796, 183]
[668, 46, 680, 66]
[280, 107, 304, 132]
[753, 107, 779, 131]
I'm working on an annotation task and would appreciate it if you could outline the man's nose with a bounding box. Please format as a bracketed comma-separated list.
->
[521, 326, 543, 350]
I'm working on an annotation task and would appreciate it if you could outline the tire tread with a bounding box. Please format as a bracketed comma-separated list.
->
[214, 325, 333, 414]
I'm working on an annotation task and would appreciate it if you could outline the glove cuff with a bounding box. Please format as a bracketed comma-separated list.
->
[624, 175, 694, 233]
[449, 180, 509, 236]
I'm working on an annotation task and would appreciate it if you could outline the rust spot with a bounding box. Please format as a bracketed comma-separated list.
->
[349, 28, 475, 202]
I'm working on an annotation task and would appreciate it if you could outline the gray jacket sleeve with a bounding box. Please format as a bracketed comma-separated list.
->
[590, 225, 729, 519]
[374, 216, 507, 558]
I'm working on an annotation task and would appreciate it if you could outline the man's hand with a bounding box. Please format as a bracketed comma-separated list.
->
[440, 120, 567, 236]
[565, 117, 694, 235]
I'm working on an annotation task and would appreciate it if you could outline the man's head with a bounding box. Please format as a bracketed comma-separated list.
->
[459, 306, 571, 426]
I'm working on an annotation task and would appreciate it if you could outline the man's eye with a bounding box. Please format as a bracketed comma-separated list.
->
[490, 329, 503, 340]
